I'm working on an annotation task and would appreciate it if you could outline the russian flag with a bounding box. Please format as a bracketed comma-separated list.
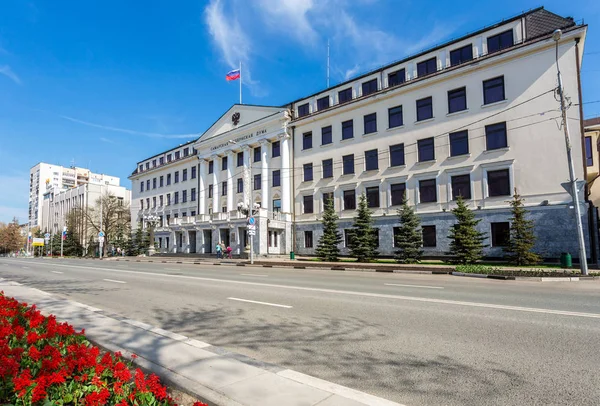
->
[226, 69, 241, 81]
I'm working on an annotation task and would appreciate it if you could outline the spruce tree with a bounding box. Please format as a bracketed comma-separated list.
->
[349, 194, 379, 262]
[447, 196, 487, 264]
[504, 190, 541, 265]
[394, 195, 423, 264]
[315, 197, 342, 261]
[134, 223, 144, 255]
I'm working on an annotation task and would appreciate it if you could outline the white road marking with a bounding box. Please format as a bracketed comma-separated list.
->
[228, 297, 292, 308]
[164, 268, 181, 271]
[103, 279, 127, 284]
[241, 273, 268, 277]
[22, 266, 29, 269]
[12, 260, 600, 319]
[51, 271, 64, 274]
[385, 283, 444, 290]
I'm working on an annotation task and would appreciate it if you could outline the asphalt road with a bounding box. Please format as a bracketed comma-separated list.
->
[1, 258, 599, 406]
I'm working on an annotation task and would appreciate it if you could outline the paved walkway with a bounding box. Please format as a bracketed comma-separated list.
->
[0, 278, 402, 406]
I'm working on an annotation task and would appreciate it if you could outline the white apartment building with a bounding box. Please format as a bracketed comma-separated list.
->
[129, 7, 594, 260]
[29, 162, 120, 229]
[129, 104, 292, 256]
[292, 8, 592, 259]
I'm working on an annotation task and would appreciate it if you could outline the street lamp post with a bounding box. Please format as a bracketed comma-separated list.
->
[143, 214, 159, 256]
[553, 29, 588, 275]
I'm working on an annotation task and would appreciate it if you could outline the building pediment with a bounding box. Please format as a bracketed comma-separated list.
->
[198, 104, 284, 142]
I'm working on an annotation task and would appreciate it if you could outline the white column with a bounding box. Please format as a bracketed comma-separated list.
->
[281, 135, 291, 214]
[243, 146, 251, 207]
[261, 141, 269, 210]
[226, 151, 234, 212]
[199, 159, 206, 215]
[212, 155, 219, 214]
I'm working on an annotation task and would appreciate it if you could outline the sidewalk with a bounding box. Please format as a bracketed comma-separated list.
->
[0, 278, 403, 406]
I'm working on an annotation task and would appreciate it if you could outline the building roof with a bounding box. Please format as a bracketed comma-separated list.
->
[584, 117, 600, 129]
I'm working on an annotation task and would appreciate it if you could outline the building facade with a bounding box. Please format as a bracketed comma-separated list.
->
[129, 105, 293, 256]
[29, 162, 120, 229]
[129, 8, 594, 260]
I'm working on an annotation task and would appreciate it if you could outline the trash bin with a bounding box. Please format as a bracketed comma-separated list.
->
[290, 251, 295, 260]
[560, 252, 572, 268]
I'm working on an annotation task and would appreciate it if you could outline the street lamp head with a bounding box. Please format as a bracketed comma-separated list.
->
[552, 29, 562, 42]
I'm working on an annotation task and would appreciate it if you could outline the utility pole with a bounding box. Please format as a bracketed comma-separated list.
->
[327, 39, 330, 88]
[99, 186, 103, 259]
[553, 29, 588, 275]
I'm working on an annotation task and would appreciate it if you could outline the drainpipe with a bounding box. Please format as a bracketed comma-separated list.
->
[291, 124, 297, 256]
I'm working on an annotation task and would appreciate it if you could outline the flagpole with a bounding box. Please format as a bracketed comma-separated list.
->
[239, 61, 242, 104]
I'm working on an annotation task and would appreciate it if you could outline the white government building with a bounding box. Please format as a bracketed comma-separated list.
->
[130, 8, 597, 260]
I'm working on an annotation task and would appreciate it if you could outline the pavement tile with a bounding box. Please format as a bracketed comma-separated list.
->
[219, 372, 331, 406]
[182, 356, 268, 389]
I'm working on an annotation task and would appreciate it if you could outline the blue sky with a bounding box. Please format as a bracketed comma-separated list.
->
[1, 0, 599, 224]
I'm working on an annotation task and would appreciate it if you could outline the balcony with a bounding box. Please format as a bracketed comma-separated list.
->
[181, 216, 195, 225]
[196, 214, 211, 223]
[168, 218, 182, 226]
[211, 212, 229, 221]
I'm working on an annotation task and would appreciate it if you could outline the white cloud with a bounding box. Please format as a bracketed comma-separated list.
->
[60, 115, 199, 139]
[344, 64, 361, 80]
[0, 65, 21, 85]
[255, 0, 318, 43]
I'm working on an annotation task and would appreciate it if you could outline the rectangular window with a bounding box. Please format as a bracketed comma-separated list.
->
[222, 206, 227, 213]
[449, 130, 469, 156]
[416, 97, 433, 121]
[139, 165, 143, 172]
[451, 174, 471, 200]
[450, 44, 473, 66]
[191, 188, 196, 201]
[182, 190, 187, 202]
[298, 103, 310, 117]
[364, 113, 377, 134]
[343, 154, 354, 175]
[418, 137, 435, 162]
[167, 154, 172, 162]
[272, 170, 281, 187]
[182, 169, 188, 181]
[388, 106, 403, 128]
[388, 69, 405, 87]
[366, 186, 379, 208]
[208, 161, 214, 174]
[321, 126, 332, 145]
[191, 210, 196, 216]
[448, 87, 467, 113]
[322, 192, 333, 209]
[342, 120, 354, 140]
[322, 159, 333, 178]
[145, 163, 149, 170]
[152, 159, 157, 167]
[419, 179, 437, 203]
[175, 151, 180, 159]
[365, 149, 378, 171]
[159, 157, 165, 165]
[174, 171, 179, 183]
[338, 87, 353, 104]
[586, 136, 594, 166]
[167, 193, 171, 205]
[344, 229, 354, 248]
[303, 195, 314, 214]
[304, 231, 313, 248]
[191, 166, 197, 179]
[153, 178, 156, 189]
[254, 147, 261, 163]
[390, 143, 405, 167]
[303, 163, 313, 181]
[140, 182, 144, 192]
[483, 76, 505, 105]
[159, 195, 164, 206]
[272, 141, 280, 158]
[146, 179, 150, 191]
[362, 78, 378, 96]
[166, 173, 171, 185]
[485, 122, 508, 150]
[390, 183, 406, 206]
[343, 190, 356, 210]
[237, 152, 244, 167]
[317, 96, 330, 111]
[174, 192, 179, 204]
[488, 169, 510, 197]
[183, 147, 189, 157]
[222, 181, 227, 196]
[237, 178, 243, 193]
[491, 222, 510, 247]
[208, 185, 213, 198]
[140, 199, 143, 210]
[422, 226, 437, 247]
[254, 174, 261, 190]
[417, 57, 437, 76]
[222, 157, 228, 171]
[393, 227, 401, 247]
[303, 132, 313, 150]
[487, 30, 514, 54]
[273, 199, 281, 212]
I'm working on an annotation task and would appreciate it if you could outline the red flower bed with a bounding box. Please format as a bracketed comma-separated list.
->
[0, 291, 207, 406]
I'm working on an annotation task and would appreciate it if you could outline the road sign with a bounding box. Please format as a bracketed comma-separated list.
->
[32, 238, 45, 247]
[98, 236, 105, 244]
[248, 217, 255, 226]
[98, 231, 105, 237]
[247, 224, 256, 230]
[248, 230, 256, 236]
[44, 233, 50, 238]
[561, 180, 585, 199]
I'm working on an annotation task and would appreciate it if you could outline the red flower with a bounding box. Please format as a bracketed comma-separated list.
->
[147, 374, 168, 400]
[134, 369, 146, 392]
[193, 402, 209, 406]
[83, 388, 110, 406]
[13, 369, 32, 397]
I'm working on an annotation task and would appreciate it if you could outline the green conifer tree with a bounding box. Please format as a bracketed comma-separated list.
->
[315, 197, 342, 261]
[348, 194, 379, 262]
[447, 196, 487, 264]
[394, 195, 423, 263]
[504, 190, 541, 265]
[134, 223, 144, 255]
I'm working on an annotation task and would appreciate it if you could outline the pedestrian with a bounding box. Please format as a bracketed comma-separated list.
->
[216, 243, 222, 259]
[226, 245, 232, 259]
